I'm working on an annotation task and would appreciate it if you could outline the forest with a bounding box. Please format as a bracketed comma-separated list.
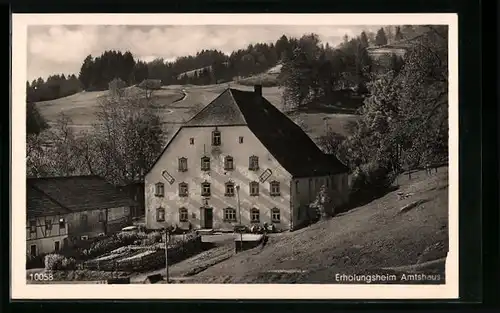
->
[26, 25, 416, 102]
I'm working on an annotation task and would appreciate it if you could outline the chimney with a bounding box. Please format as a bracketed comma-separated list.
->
[254, 84, 262, 98]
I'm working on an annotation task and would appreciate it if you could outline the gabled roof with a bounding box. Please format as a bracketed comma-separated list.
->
[27, 175, 137, 217]
[26, 185, 70, 218]
[154, 88, 348, 177]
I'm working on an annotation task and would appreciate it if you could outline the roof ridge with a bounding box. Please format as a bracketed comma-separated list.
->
[27, 183, 73, 214]
[227, 89, 248, 125]
[184, 88, 231, 125]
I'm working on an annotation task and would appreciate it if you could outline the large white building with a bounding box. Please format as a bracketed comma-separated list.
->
[145, 85, 349, 231]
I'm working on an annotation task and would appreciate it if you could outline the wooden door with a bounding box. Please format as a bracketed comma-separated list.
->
[204, 208, 213, 229]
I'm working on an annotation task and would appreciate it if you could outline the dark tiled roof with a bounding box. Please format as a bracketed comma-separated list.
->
[26, 185, 70, 218]
[184, 88, 349, 177]
[27, 176, 137, 216]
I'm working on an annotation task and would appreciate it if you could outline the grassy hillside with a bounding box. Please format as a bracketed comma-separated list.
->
[36, 80, 358, 141]
[166, 167, 448, 284]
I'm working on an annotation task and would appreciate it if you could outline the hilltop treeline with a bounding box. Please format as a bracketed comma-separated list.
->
[26, 25, 423, 102]
[26, 74, 83, 103]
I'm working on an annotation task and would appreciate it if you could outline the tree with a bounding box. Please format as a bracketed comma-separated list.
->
[79, 55, 94, 90]
[26, 102, 48, 135]
[108, 78, 127, 98]
[279, 49, 315, 111]
[79, 92, 165, 185]
[375, 28, 388, 46]
[359, 31, 369, 48]
[309, 185, 333, 220]
[394, 26, 404, 42]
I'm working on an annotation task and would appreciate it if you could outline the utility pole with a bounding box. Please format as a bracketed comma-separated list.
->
[164, 227, 169, 283]
[235, 185, 243, 252]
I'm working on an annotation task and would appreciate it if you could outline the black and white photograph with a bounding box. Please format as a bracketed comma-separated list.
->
[12, 14, 458, 299]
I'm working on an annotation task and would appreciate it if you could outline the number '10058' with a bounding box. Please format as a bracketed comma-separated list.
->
[29, 273, 54, 281]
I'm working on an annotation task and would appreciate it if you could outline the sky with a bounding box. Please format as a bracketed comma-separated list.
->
[27, 25, 380, 81]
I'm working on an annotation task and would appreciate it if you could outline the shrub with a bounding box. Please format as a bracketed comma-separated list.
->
[83, 232, 143, 259]
[44, 254, 76, 270]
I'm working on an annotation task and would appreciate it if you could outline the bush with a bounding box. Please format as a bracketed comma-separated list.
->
[44, 254, 76, 270]
[83, 232, 143, 259]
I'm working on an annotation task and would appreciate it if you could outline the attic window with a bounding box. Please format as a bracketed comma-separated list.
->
[189, 138, 195, 145]
[239, 136, 244, 144]
[212, 130, 221, 146]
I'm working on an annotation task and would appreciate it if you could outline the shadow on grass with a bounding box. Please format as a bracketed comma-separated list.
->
[335, 185, 400, 216]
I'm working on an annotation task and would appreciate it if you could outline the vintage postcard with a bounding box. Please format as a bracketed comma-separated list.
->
[11, 13, 458, 299]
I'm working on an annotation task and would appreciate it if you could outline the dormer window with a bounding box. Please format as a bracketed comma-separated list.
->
[224, 156, 234, 171]
[212, 130, 221, 146]
[155, 182, 165, 197]
[178, 157, 188, 172]
[201, 156, 211, 171]
[249, 155, 259, 171]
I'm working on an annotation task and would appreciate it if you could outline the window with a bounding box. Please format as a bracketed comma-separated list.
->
[178, 157, 188, 172]
[201, 156, 211, 171]
[225, 181, 235, 197]
[59, 218, 65, 229]
[295, 180, 300, 194]
[212, 130, 221, 146]
[189, 138, 195, 145]
[201, 182, 211, 197]
[81, 214, 88, 224]
[224, 207, 237, 222]
[156, 207, 165, 222]
[29, 220, 36, 233]
[239, 136, 244, 144]
[179, 182, 189, 197]
[270, 181, 281, 196]
[224, 156, 234, 171]
[30, 244, 37, 257]
[54, 241, 60, 252]
[249, 155, 259, 171]
[249, 181, 259, 196]
[45, 219, 52, 231]
[250, 208, 260, 223]
[179, 207, 189, 222]
[98, 211, 105, 222]
[271, 208, 281, 223]
[155, 182, 165, 197]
